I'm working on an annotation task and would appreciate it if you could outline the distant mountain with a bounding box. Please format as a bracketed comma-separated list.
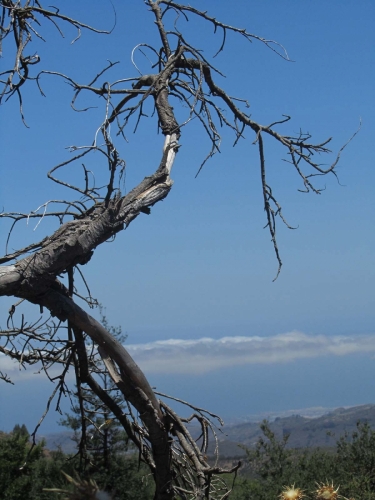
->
[210, 403, 375, 457]
[224, 405, 338, 425]
[38, 404, 375, 457]
[37, 431, 77, 454]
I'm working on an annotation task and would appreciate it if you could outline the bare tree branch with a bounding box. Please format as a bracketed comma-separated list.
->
[0, 1, 358, 498]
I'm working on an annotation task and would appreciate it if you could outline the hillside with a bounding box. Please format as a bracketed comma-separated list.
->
[38, 403, 375, 456]
[210, 403, 375, 457]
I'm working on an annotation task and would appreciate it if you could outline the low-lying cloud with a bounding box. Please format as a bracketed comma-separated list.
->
[125, 331, 375, 374]
[0, 354, 73, 382]
[2, 331, 375, 379]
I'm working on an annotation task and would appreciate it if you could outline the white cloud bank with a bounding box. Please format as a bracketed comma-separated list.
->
[0, 354, 74, 382]
[124, 331, 375, 374]
[2, 331, 375, 378]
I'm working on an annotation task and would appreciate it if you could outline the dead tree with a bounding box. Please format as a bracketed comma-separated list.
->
[0, 1, 358, 499]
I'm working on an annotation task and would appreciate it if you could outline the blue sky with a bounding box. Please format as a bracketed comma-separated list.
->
[0, 0, 374, 433]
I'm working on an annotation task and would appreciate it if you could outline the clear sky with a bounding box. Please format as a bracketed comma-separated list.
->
[0, 0, 374, 433]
